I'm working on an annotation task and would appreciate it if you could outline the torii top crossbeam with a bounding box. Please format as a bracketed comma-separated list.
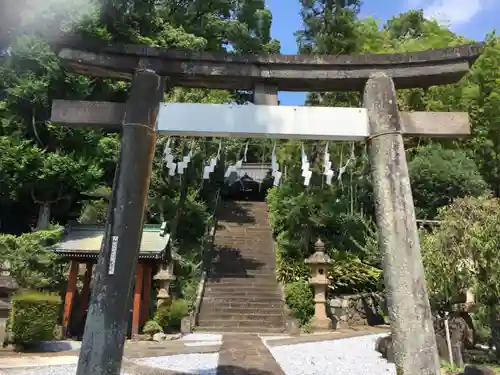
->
[57, 42, 483, 92]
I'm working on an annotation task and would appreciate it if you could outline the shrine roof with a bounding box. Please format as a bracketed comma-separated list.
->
[52, 225, 169, 260]
[227, 163, 272, 185]
[55, 38, 484, 92]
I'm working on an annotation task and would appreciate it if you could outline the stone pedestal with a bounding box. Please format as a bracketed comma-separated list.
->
[305, 239, 333, 331]
[154, 262, 175, 307]
[329, 297, 350, 329]
[0, 262, 18, 347]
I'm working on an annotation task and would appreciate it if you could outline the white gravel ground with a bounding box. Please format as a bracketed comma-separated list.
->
[134, 353, 219, 375]
[0, 333, 393, 375]
[180, 333, 222, 342]
[0, 352, 219, 375]
[180, 333, 222, 347]
[265, 333, 396, 375]
[0, 365, 131, 375]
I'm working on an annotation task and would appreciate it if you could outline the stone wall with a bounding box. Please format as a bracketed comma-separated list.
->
[328, 293, 387, 328]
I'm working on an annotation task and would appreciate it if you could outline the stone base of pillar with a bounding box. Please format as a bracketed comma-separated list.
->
[309, 316, 332, 331]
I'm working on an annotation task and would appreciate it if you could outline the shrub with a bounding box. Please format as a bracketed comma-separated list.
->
[10, 291, 61, 347]
[143, 320, 163, 336]
[168, 299, 189, 329]
[0, 226, 65, 290]
[284, 280, 314, 326]
[153, 300, 172, 329]
[153, 299, 189, 331]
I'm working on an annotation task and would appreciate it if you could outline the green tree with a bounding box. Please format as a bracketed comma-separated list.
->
[409, 143, 489, 219]
[421, 196, 500, 358]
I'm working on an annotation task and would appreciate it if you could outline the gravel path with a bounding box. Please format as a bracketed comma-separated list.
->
[0, 365, 131, 375]
[134, 353, 218, 375]
[0, 333, 394, 375]
[180, 334, 222, 342]
[0, 353, 219, 375]
[265, 333, 396, 375]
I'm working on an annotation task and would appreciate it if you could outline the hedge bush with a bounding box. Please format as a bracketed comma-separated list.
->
[284, 280, 314, 326]
[168, 299, 189, 329]
[153, 300, 172, 329]
[0, 226, 65, 290]
[10, 292, 61, 347]
[153, 299, 188, 331]
[143, 320, 163, 336]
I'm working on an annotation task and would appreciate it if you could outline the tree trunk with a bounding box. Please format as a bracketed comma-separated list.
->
[36, 202, 51, 230]
[489, 304, 500, 358]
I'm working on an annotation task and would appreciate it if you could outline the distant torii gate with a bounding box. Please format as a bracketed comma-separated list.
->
[51, 42, 482, 375]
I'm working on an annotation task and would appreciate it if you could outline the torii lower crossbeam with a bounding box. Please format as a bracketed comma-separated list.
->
[51, 100, 470, 139]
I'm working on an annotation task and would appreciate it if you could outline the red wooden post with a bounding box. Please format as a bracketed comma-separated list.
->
[131, 263, 144, 336]
[77, 263, 93, 326]
[141, 264, 152, 326]
[63, 260, 79, 336]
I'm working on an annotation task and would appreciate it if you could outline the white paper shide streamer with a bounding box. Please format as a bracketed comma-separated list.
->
[301, 145, 312, 186]
[177, 141, 194, 175]
[203, 140, 222, 180]
[271, 142, 281, 186]
[323, 143, 334, 185]
[163, 138, 177, 176]
[338, 143, 355, 182]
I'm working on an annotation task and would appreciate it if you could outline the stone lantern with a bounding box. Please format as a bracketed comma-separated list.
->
[154, 261, 175, 307]
[0, 261, 18, 347]
[305, 238, 332, 331]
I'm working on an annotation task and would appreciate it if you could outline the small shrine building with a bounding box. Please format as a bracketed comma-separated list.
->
[225, 163, 273, 199]
[52, 224, 170, 338]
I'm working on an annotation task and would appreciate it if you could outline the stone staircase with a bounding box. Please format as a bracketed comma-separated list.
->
[196, 200, 286, 333]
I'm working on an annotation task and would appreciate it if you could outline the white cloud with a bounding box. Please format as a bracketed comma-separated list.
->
[407, 0, 492, 26]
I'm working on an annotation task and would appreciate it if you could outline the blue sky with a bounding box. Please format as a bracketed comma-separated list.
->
[266, 0, 500, 106]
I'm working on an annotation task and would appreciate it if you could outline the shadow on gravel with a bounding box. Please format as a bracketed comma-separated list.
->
[123, 360, 280, 375]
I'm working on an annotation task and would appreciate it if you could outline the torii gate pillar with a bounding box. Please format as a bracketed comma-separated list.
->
[75, 69, 165, 375]
[364, 73, 441, 375]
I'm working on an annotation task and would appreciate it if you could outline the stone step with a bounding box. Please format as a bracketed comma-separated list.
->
[204, 289, 281, 302]
[201, 305, 284, 314]
[195, 325, 285, 333]
[212, 251, 274, 257]
[202, 295, 282, 304]
[205, 280, 279, 287]
[208, 275, 277, 280]
[211, 254, 275, 260]
[209, 263, 275, 268]
[196, 318, 285, 329]
[198, 312, 284, 323]
[202, 300, 283, 309]
[206, 275, 278, 288]
[209, 263, 276, 279]
[213, 241, 274, 248]
[207, 275, 277, 281]
[215, 231, 272, 236]
[205, 284, 281, 297]
[212, 243, 274, 250]
[204, 285, 281, 294]
[210, 266, 276, 273]
[212, 244, 274, 250]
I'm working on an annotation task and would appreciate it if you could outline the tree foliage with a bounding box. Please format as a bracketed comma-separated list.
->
[421, 196, 500, 356]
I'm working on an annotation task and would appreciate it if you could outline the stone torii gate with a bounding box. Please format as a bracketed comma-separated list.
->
[51, 42, 482, 375]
